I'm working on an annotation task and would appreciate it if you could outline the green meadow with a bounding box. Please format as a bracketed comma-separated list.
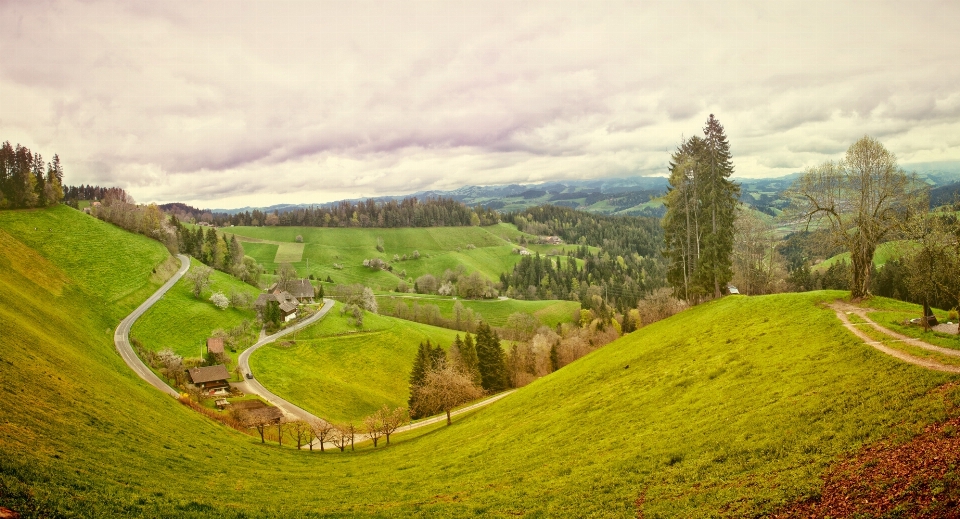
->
[813, 239, 915, 271]
[250, 303, 463, 422]
[225, 223, 575, 290]
[2, 206, 959, 517]
[377, 294, 580, 328]
[130, 257, 261, 360]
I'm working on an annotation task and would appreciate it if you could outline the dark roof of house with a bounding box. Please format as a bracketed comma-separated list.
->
[187, 364, 230, 384]
[242, 406, 284, 425]
[207, 337, 224, 354]
[256, 290, 300, 314]
[287, 279, 315, 299]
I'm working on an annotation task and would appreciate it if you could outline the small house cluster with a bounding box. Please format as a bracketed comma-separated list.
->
[254, 279, 316, 323]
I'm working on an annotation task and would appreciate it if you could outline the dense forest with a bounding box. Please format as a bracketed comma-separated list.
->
[0, 141, 64, 209]
[499, 205, 667, 312]
[166, 197, 502, 228]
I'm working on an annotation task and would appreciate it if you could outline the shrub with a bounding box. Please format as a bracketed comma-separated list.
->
[210, 291, 229, 310]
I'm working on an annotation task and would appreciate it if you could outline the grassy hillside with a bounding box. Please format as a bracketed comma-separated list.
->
[225, 223, 554, 290]
[813, 239, 916, 271]
[377, 294, 579, 328]
[250, 303, 463, 422]
[0, 205, 176, 318]
[130, 257, 261, 360]
[3, 206, 960, 517]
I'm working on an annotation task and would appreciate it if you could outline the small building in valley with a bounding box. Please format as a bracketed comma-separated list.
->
[255, 291, 300, 322]
[206, 337, 225, 356]
[187, 364, 231, 391]
[287, 279, 316, 302]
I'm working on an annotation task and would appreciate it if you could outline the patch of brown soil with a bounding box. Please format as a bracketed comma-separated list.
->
[774, 385, 960, 518]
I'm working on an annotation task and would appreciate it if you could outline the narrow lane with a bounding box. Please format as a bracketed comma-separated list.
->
[114, 254, 190, 398]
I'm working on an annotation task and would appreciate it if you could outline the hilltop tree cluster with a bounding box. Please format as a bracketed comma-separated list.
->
[167, 216, 262, 286]
[498, 249, 656, 314]
[407, 322, 507, 421]
[662, 115, 741, 302]
[0, 141, 64, 209]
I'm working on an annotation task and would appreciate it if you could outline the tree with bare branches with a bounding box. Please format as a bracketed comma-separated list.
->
[379, 406, 407, 445]
[364, 413, 384, 448]
[789, 136, 927, 299]
[411, 362, 483, 426]
[312, 420, 334, 452]
[289, 420, 311, 450]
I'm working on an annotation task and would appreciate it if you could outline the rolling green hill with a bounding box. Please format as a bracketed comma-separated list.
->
[224, 223, 551, 290]
[130, 257, 261, 361]
[377, 294, 579, 328]
[251, 303, 464, 422]
[813, 240, 916, 272]
[3, 206, 959, 517]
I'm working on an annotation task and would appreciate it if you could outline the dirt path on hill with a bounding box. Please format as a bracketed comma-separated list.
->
[830, 301, 960, 373]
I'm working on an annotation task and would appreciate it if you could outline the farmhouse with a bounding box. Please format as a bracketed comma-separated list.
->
[255, 290, 300, 322]
[286, 279, 316, 301]
[186, 364, 230, 391]
[541, 235, 563, 245]
[206, 337, 224, 356]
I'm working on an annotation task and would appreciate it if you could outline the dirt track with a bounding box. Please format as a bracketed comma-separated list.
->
[830, 301, 960, 373]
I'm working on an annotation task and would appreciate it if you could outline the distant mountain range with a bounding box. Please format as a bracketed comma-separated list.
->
[206, 165, 960, 217]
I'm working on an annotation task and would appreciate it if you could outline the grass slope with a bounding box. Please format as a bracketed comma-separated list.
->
[814, 240, 916, 272]
[130, 257, 261, 360]
[250, 304, 462, 422]
[225, 224, 558, 290]
[3, 207, 960, 517]
[377, 294, 579, 328]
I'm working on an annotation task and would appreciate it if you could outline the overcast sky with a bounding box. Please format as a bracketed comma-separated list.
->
[2, 1, 959, 209]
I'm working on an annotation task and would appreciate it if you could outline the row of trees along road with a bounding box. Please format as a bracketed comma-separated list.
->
[662, 114, 740, 302]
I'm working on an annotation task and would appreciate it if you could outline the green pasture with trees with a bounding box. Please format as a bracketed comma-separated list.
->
[3, 207, 959, 516]
[131, 257, 261, 361]
[250, 303, 463, 422]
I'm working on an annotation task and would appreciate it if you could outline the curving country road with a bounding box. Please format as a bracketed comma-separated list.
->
[114, 253, 190, 398]
[116, 258, 513, 447]
[235, 298, 336, 423]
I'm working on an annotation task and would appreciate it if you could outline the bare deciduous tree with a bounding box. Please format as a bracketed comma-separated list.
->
[789, 136, 927, 299]
[289, 420, 311, 450]
[379, 406, 407, 445]
[411, 362, 483, 426]
[312, 420, 334, 452]
[363, 413, 384, 448]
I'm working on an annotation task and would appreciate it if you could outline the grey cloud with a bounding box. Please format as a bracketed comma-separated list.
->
[3, 1, 960, 207]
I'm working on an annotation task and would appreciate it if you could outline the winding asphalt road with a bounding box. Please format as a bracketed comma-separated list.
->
[113, 253, 190, 398]
[235, 298, 336, 423]
[115, 260, 513, 446]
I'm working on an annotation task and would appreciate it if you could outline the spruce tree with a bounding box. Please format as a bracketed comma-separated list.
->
[459, 333, 481, 386]
[700, 114, 740, 298]
[475, 322, 507, 392]
[407, 341, 434, 414]
[662, 115, 740, 301]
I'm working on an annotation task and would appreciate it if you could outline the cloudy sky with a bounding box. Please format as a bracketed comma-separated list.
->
[2, 1, 959, 208]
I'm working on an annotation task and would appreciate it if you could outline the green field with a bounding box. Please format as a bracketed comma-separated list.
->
[813, 239, 916, 272]
[377, 294, 579, 328]
[130, 257, 261, 361]
[225, 223, 567, 290]
[250, 303, 463, 422]
[4, 206, 960, 517]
